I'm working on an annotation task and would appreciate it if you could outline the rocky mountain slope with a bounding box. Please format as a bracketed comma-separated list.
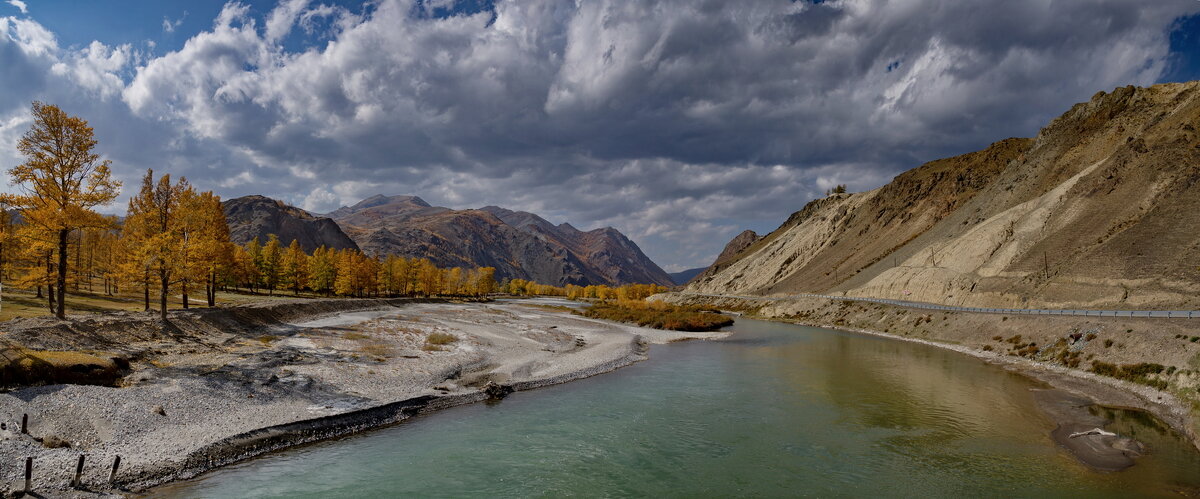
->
[325, 195, 673, 287]
[223, 195, 359, 252]
[688, 230, 760, 285]
[688, 82, 1200, 310]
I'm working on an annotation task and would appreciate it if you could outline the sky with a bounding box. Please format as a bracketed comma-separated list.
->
[1, 1, 1199, 273]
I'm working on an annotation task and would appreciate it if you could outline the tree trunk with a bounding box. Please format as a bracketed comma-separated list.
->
[73, 230, 81, 292]
[207, 272, 216, 307]
[159, 266, 168, 322]
[205, 273, 212, 307]
[56, 229, 67, 319]
[143, 277, 150, 312]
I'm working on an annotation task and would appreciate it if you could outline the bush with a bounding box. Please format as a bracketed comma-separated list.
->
[1089, 361, 1168, 389]
[577, 301, 734, 332]
[422, 332, 459, 352]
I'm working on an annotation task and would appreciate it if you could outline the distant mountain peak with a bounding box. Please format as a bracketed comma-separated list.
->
[223, 195, 358, 252]
[351, 194, 430, 210]
[327, 195, 673, 286]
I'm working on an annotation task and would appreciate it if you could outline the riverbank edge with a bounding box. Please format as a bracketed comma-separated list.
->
[120, 320, 653, 493]
[653, 292, 1200, 455]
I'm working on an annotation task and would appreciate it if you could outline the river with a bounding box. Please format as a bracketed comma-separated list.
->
[153, 311, 1200, 498]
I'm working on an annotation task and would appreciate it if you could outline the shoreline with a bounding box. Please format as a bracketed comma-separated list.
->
[0, 298, 728, 497]
[130, 343, 649, 493]
[652, 291, 1200, 468]
[801, 320, 1199, 459]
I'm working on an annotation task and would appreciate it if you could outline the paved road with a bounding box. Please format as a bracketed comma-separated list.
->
[679, 292, 1200, 319]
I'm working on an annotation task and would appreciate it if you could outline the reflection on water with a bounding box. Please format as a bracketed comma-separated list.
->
[154, 317, 1200, 498]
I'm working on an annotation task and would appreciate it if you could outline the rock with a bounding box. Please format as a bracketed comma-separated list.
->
[482, 381, 513, 400]
[152, 405, 167, 416]
[1112, 437, 1145, 456]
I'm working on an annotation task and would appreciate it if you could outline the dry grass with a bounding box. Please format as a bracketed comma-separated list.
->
[0, 348, 124, 387]
[578, 300, 734, 331]
[343, 332, 370, 341]
[518, 303, 573, 312]
[0, 287, 319, 322]
[359, 344, 392, 361]
[422, 332, 459, 351]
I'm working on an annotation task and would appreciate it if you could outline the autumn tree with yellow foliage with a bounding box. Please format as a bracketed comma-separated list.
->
[280, 239, 307, 295]
[191, 192, 234, 306]
[124, 170, 195, 321]
[5, 102, 120, 319]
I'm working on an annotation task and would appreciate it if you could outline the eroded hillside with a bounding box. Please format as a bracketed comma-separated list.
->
[689, 82, 1200, 309]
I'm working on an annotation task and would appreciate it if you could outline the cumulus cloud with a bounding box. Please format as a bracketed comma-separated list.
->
[1, 0, 1199, 270]
[5, 1, 25, 15]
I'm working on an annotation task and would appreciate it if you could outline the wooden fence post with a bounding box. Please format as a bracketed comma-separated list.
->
[72, 454, 85, 488]
[109, 455, 121, 484]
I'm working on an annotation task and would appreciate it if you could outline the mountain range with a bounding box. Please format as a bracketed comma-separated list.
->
[223, 193, 673, 287]
[686, 82, 1200, 310]
[223, 195, 359, 252]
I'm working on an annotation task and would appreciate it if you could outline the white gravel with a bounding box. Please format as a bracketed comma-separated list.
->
[0, 299, 725, 496]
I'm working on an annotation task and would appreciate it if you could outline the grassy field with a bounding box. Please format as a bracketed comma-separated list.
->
[0, 287, 313, 322]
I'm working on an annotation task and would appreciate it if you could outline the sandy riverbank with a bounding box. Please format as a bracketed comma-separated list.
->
[653, 292, 1200, 469]
[0, 298, 726, 497]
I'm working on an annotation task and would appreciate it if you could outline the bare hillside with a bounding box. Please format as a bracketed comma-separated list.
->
[689, 82, 1200, 310]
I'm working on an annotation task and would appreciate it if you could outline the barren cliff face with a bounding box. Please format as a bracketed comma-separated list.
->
[223, 195, 359, 252]
[689, 82, 1200, 310]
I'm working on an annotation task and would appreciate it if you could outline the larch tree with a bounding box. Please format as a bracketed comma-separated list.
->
[474, 267, 496, 296]
[11, 224, 58, 311]
[6, 102, 120, 319]
[0, 202, 14, 285]
[280, 239, 307, 295]
[262, 235, 282, 295]
[307, 246, 336, 295]
[126, 169, 189, 321]
[119, 180, 155, 311]
[244, 238, 263, 293]
[191, 192, 233, 306]
[333, 248, 357, 296]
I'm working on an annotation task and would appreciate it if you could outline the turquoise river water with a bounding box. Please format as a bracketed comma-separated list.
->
[154, 315, 1200, 498]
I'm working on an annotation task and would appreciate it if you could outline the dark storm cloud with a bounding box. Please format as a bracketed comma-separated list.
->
[1, 0, 1198, 271]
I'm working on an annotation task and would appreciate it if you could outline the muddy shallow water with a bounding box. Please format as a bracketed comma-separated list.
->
[154, 315, 1200, 498]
